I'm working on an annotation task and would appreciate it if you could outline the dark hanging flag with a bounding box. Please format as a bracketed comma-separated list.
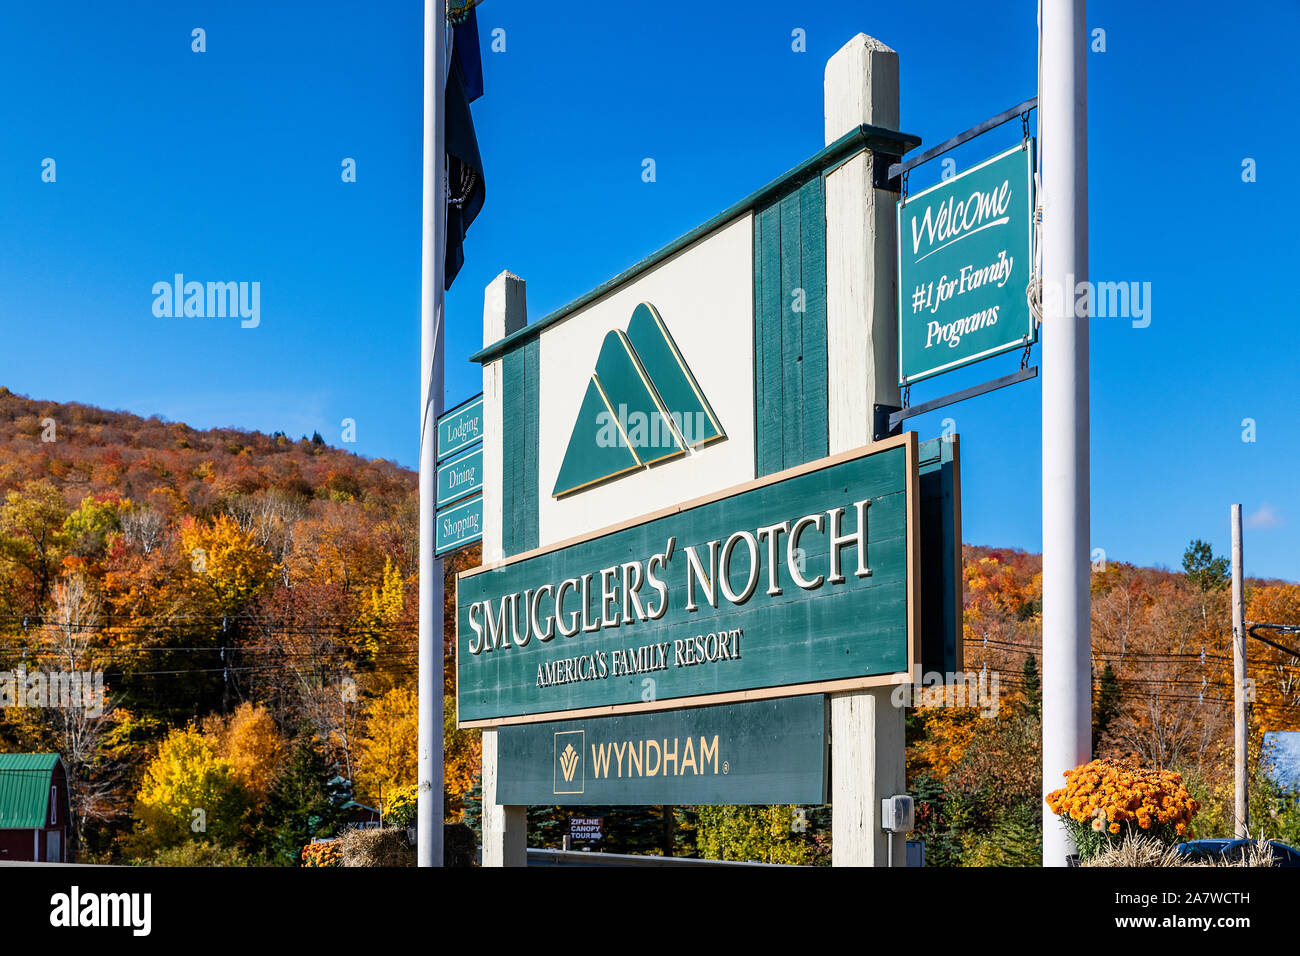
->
[445, 7, 485, 291]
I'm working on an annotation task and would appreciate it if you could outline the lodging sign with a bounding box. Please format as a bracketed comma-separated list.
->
[897, 141, 1036, 384]
[497, 695, 828, 805]
[437, 394, 485, 462]
[456, 433, 918, 727]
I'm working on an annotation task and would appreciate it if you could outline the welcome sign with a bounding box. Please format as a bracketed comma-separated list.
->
[897, 142, 1036, 384]
[456, 433, 918, 726]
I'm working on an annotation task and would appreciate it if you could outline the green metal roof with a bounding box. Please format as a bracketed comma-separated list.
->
[0, 753, 59, 829]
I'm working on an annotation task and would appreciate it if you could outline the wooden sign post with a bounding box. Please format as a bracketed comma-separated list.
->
[471, 34, 927, 867]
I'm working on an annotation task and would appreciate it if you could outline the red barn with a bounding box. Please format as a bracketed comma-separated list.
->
[0, 754, 70, 863]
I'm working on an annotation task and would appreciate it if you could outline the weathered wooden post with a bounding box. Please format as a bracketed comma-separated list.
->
[824, 34, 908, 867]
[479, 270, 529, 867]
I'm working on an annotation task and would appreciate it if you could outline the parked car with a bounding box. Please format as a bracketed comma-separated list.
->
[1174, 838, 1300, 867]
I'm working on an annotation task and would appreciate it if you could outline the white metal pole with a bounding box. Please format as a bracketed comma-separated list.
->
[1040, 0, 1091, 867]
[417, 0, 446, 868]
[1231, 503, 1248, 837]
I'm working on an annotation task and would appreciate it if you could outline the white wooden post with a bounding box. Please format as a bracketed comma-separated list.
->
[824, 34, 908, 867]
[479, 270, 529, 867]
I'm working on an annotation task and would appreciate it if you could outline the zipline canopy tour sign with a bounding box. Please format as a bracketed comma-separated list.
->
[897, 141, 1036, 384]
[456, 435, 918, 727]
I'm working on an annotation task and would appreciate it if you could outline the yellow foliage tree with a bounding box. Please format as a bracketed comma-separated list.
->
[356, 556, 404, 663]
[201, 702, 287, 805]
[443, 695, 480, 819]
[131, 726, 249, 854]
[354, 687, 418, 808]
[178, 513, 276, 613]
[1246, 584, 1300, 731]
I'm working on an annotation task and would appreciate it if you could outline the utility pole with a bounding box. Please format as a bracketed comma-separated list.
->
[1040, 0, 1091, 866]
[1231, 503, 1248, 838]
[417, 0, 447, 868]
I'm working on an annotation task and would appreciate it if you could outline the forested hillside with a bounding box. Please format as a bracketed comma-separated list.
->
[0, 386, 479, 863]
[2, 386, 1297, 865]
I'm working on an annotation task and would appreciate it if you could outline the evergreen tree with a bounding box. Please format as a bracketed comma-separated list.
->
[461, 774, 483, 846]
[1182, 539, 1229, 592]
[1021, 654, 1041, 718]
[1093, 661, 1122, 752]
[262, 728, 349, 866]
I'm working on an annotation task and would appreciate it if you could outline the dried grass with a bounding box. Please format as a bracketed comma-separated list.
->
[1083, 833, 1188, 867]
[1210, 838, 1277, 868]
[1083, 833, 1278, 868]
[339, 827, 416, 868]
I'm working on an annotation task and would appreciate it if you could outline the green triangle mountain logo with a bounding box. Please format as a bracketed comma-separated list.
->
[552, 302, 724, 498]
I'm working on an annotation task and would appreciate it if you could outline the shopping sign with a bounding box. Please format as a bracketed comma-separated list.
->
[897, 141, 1036, 384]
[456, 433, 918, 726]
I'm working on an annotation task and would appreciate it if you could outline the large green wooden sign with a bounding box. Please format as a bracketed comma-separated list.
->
[456, 433, 918, 726]
[496, 695, 828, 805]
[897, 142, 1036, 384]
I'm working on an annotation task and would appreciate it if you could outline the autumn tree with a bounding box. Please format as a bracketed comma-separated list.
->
[0, 480, 69, 615]
[354, 686, 417, 807]
[131, 726, 250, 855]
[202, 702, 287, 805]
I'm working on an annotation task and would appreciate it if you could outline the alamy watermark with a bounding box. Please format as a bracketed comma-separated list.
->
[596, 404, 712, 449]
[0, 667, 105, 717]
[152, 274, 260, 328]
[891, 669, 1001, 718]
[1041, 274, 1152, 329]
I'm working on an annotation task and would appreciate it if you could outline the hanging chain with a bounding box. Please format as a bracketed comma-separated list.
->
[902, 382, 911, 408]
[1020, 337, 1033, 370]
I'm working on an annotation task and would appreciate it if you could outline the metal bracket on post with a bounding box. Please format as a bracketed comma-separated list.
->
[875, 153, 904, 193]
[888, 366, 1038, 433]
[873, 404, 902, 443]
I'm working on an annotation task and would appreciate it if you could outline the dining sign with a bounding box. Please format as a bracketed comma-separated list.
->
[897, 142, 1036, 384]
[456, 434, 919, 727]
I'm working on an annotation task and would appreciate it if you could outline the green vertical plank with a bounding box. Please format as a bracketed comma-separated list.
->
[779, 190, 803, 469]
[798, 177, 828, 462]
[756, 203, 784, 477]
[501, 342, 539, 557]
[752, 210, 766, 476]
[500, 347, 522, 555]
[753, 182, 829, 480]
[521, 337, 540, 551]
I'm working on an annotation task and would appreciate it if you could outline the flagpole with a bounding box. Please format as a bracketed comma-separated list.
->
[418, 0, 446, 868]
[1040, 0, 1091, 866]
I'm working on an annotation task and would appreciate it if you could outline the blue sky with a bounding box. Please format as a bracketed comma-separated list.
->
[1, 1, 1296, 580]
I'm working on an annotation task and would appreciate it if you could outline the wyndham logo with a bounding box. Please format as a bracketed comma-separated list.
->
[554, 730, 584, 794]
[552, 302, 723, 498]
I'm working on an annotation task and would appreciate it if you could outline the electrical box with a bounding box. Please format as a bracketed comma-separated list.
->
[881, 794, 915, 833]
